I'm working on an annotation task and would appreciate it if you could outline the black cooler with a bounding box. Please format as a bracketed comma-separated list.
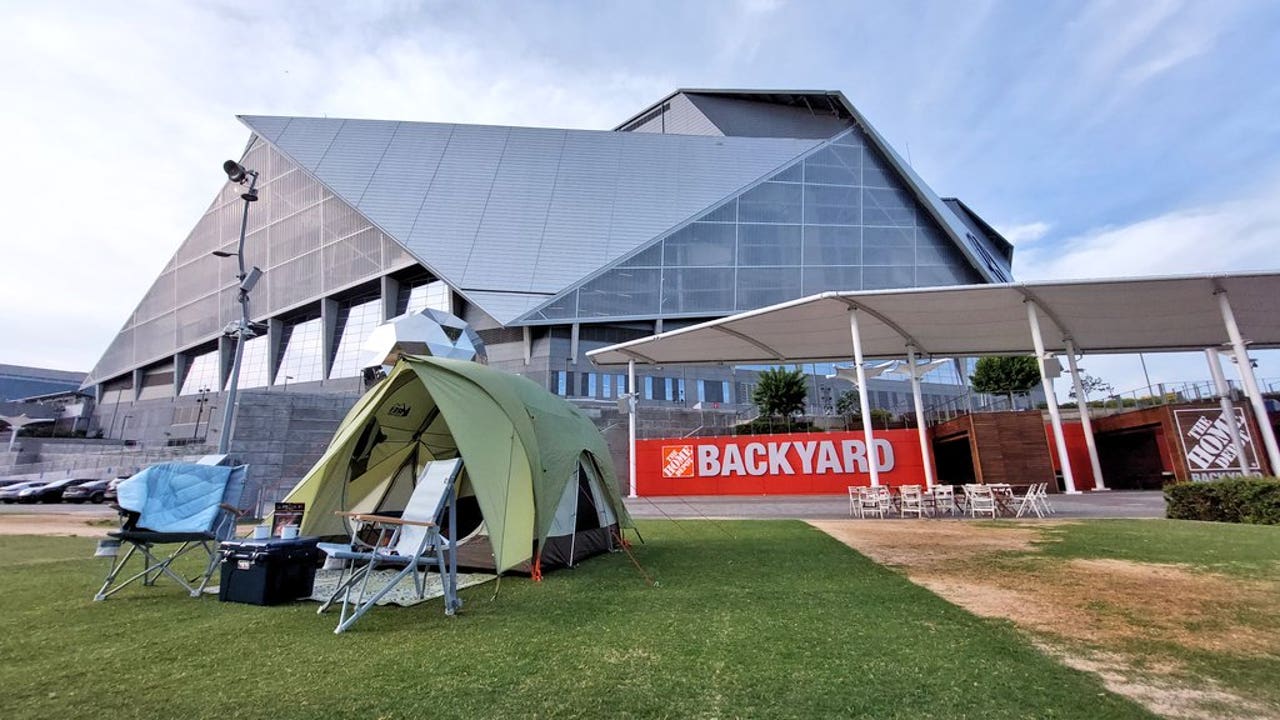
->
[218, 536, 321, 606]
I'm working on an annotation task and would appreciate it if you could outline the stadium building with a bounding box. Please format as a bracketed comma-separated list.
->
[82, 89, 1014, 489]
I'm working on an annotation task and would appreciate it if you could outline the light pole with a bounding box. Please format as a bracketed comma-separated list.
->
[192, 387, 210, 441]
[212, 159, 261, 455]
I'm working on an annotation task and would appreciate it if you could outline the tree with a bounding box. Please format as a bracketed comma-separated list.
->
[835, 389, 861, 429]
[752, 367, 808, 420]
[970, 356, 1040, 409]
[1067, 372, 1114, 402]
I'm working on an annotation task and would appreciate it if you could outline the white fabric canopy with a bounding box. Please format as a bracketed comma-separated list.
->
[587, 271, 1280, 366]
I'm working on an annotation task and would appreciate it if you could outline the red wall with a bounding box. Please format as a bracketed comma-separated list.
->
[1043, 421, 1098, 490]
[636, 430, 929, 496]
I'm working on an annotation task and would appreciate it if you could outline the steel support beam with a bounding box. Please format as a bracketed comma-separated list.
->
[1205, 347, 1250, 475]
[1064, 339, 1106, 490]
[1215, 289, 1280, 474]
[906, 345, 935, 489]
[1027, 301, 1078, 493]
[848, 308, 880, 486]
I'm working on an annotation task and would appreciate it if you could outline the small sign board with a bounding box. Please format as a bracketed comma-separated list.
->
[271, 502, 305, 536]
[1173, 408, 1261, 481]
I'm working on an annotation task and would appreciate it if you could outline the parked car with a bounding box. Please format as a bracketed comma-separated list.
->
[0, 481, 49, 503]
[16, 477, 97, 504]
[105, 476, 130, 503]
[63, 479, 111, 504]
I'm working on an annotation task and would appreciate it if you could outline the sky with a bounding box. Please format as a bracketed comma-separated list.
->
[1, 0, 1278, 398]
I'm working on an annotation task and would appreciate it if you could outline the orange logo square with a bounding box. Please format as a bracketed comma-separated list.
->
[661, 445, 695, 478]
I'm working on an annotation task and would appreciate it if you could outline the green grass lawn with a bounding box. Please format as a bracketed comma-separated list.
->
[1027, 519, 1280, 712]
[1033, 518, 1280, 576]
[0, 521, 1153, 720]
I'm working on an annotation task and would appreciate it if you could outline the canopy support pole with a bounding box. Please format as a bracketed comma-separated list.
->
[1215, 289, 1280, 474]
[848, 308, 880, 487]
[628, 359, 638, 499]
[906, 345, 934, 489]
[1205, 348, 1251, 476]
[1064, 339, 1106, 490]
[1027, 301, 1078, 493]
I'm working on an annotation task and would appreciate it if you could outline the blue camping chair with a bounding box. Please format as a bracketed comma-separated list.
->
[317, 458, 463, 633]
[94, 462, 250, 601]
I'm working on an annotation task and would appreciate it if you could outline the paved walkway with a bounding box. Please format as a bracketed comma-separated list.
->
[624, 490, 1166, 521]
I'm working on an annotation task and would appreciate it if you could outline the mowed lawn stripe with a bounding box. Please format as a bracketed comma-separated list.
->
[0, 521, 1153, 719]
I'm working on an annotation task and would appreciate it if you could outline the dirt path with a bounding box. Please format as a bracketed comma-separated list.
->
[810, 519, 1280, 720]
[0, 512, 115, 537]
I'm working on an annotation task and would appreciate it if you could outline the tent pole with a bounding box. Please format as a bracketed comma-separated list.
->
[628, 359, 638, 499]
[1205, 348, 1251, 476]
[1027, 301, 1078, 494]
[1064, 339, 1106, 490]
[848, 308, 880, 487]
[906, 345, 934, 489]
[1215, 289, 1280, 474]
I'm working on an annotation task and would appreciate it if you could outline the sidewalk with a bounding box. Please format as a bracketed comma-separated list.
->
[624, 489, 1166, 521]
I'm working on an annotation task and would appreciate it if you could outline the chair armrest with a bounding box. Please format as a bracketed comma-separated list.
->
[219, 503, 247, 517]
[335, 511, 436, 528]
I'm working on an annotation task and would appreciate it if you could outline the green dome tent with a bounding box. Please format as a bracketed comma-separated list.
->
[280, 356, 632, 574]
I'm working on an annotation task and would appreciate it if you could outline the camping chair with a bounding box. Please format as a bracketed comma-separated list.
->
[899, 486, 926, 518]
[94, 462, 249, 601]
[963, 484, 997, 519]
[317, 458, 463, 634]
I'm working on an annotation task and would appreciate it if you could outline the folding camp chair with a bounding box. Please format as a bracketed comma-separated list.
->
[317, 458, 463, 634]
[94, 462, 249, 601]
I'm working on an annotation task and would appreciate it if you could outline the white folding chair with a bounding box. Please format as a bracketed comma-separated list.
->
[963, 485, 997, 519]
[1014, 484, 1043, 518]
[848, 486, 862, 518]
[1037, 483, 1056, 515]
[931, 485, 957, 516]
[859, 487, 885, 519]
[899, 486, 926, 518]
[317, 458, 463, 634]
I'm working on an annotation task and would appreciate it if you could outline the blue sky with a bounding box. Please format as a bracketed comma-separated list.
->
[1, 0, 1278, 395]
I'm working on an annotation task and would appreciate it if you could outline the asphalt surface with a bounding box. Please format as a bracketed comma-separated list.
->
[624, 490, 1166, 521]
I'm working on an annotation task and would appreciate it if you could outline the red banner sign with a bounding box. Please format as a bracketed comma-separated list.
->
[636, 430, 929, 496]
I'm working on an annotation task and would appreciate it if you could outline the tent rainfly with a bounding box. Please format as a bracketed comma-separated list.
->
[281, 356, 632, 574]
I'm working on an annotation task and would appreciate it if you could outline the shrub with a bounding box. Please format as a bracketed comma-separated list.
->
[1164, 476, 1280, 525]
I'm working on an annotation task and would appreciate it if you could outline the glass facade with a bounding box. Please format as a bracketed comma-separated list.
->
[330, 298, 382, 379]
[275, 317, 324, 385]
[405, 280, 452, 315]
[530, 126, 983, 323]
[88, 137, 419, 386]
[180, 350, 220, 396]
[230, 335, 271, 390]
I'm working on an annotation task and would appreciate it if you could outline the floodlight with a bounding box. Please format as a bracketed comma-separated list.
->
[223, 160, 248, 183]
[240, 266, 263, 292]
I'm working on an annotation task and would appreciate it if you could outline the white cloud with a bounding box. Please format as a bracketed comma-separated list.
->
[995, 221, 1051, 245]
[1014, 178, 1280, 398]
[1015, 177, 1280, 282]
[0, 2, 669, 372]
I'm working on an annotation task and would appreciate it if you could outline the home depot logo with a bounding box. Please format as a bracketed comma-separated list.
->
[662, 445, 695, 478]
[1175, 408, 1257, 480]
